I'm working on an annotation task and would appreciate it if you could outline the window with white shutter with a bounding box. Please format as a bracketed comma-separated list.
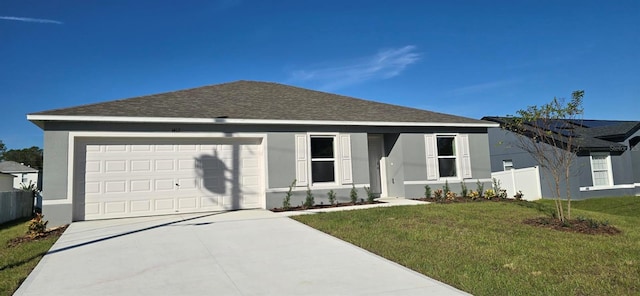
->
[425, 134, 472, 180]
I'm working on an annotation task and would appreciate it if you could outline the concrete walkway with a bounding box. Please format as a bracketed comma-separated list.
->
[15, 204, 468, 296]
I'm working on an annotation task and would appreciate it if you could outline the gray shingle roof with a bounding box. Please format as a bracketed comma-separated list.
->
[482, 116, 640, 151]
[32, 81, 490, 125]
[0, 161, 39, 173]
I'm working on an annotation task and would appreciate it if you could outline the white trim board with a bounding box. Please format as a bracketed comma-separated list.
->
[580, 183, 638, 192]
[404, 178, 492, 185]
[28, 114, 499, 128]
[266, 184, 371, 193]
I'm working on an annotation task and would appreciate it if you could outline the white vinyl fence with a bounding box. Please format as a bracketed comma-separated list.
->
[491, 166, 542, 201]
[0, 191, 33, 224]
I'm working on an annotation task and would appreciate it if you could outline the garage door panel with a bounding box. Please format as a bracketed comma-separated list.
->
[80, 138, 264, 220]
[155, 199, 174, 211]
[130, 200, 151, 212]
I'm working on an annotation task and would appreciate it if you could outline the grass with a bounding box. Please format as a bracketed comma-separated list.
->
[539, 196, 640, 217]
[0, 219, 62, 296]
[293, 197, 640, 295]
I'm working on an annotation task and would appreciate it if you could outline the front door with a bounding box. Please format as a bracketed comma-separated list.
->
[367, 135, 385, 197]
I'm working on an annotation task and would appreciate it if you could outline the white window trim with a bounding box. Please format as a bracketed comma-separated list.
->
[503, 160, 513, 171]
[426, 133, 466, 181]
[589, 152, 614, 187]
[307, 133, 340, 187]
[296, 132, 353, 188]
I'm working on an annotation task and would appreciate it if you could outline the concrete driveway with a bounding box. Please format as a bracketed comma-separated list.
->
[15, 210, 469, 296]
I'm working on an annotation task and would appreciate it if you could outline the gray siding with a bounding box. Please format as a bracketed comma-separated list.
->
[487, 128, 539, 171]
[42, 130, 69, 200]
[487, 127, 639, 200]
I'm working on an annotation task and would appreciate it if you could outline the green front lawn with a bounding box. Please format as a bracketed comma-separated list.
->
[293, 197, 640, 295]
[0, 219, 63, 296]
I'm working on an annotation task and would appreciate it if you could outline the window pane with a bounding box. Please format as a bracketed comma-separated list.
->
[437, 137, 455, 156]
[593, 171, 609, 186]
[438, 158, 457, 177]
[312, 161, 335, 182]
[311, 138, 334, 158]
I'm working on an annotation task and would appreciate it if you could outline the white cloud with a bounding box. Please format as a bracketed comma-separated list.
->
[290, 45, 420, 90]
[0, 16, 63, 24]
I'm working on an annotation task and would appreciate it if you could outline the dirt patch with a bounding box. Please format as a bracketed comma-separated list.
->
[7, 225, 68, 248]
[523, 217, 621, 235]
[271, 200, 384, 212]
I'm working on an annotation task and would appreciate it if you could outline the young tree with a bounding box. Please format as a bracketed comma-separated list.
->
[504, 90, 584, 222]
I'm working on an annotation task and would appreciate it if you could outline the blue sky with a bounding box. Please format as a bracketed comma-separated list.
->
[1, 0, 638, 149]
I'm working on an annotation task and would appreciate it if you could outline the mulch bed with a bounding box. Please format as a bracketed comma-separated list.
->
[523, 217, 621, 235]
[271, 200, 385, 212]
[414, 196, 522, 203]
[7, 225, 68, 248]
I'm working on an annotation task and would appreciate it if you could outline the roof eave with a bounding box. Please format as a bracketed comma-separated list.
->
[26, 114, 500, 128]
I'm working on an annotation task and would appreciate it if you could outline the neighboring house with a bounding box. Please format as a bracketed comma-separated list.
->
[0, 161, 39, 189]
[0, 172, 15, 191]
[483, 117, 640, 199]
[28, 81, 498, 227]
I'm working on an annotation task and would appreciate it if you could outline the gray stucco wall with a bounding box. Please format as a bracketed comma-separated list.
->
[38, 120, 495, 226]
[401, 134, 427, 182]
[265, 187, 367, 209]
[398, 132, 492, 198]
[41, 203, 73, 227]
[469, 133, 492, 179]
[266, 133, 296, 189]
[264, 132, 370, 206]
[42, 130, 69, 200]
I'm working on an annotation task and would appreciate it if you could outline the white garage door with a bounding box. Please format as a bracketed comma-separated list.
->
[76, 138, 264, 220]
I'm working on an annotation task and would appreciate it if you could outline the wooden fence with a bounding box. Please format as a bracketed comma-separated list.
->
[0, 191, 33, 225]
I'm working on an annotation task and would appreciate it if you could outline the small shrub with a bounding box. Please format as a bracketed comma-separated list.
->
[327, 190, 336, 205]
[514, 190, 524, 200]
[476, 180, 484, 198]
[283, 179, 296, 210]
[469, 190, 480, 200]
[350, 184, 358, 204]
[433, 189, 444, 200]
[460, 181, 468, 197]
[484, 189, 495, 199]
[576, 216, 608, 229]
[446, 190, 457, 200]
[424, 185, 432, 199]
[28, 213, 48, 238]
[492, 178, 508, 199]
[364, 186, 375, 203]
[443, 180, 450, 197]
[303, 186, 315, 209]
